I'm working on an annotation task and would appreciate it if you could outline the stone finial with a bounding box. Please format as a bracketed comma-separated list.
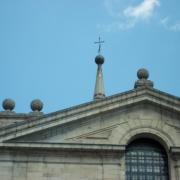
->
[94, 55, 105, 100]
[137, 68, 149, 79]
[134, 68, 154, 88]
[30, 99, 43, 112]
[2, 98, 15, 111]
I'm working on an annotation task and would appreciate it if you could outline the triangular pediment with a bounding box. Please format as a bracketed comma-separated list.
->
[0, 87, 180, 144]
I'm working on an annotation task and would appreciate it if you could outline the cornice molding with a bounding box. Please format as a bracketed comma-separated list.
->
[0, 87, 179, 142]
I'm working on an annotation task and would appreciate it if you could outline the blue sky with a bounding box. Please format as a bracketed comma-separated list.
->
[0, 0, 180, 113]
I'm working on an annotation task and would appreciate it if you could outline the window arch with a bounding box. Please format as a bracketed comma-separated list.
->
[125, 138, 169, 180]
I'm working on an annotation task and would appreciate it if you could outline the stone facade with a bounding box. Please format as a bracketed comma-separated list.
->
[0, 87, 180, 180]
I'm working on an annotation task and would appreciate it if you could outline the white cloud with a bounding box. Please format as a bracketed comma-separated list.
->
[161, 17, 180, 32]
[100, 0, 160, 32]
[101, 0, 180, 32]
[124, 0, 160, 20]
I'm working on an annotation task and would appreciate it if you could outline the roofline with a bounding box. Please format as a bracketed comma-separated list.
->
[1, 87, 180, 130]
[0, 87, 179, 142]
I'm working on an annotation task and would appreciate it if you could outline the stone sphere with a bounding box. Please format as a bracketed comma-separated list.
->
[137, 68, 149, 79]
[95, 55, 104, 65]
[31, 99, 43, 112]
[2, 98, 15, 111]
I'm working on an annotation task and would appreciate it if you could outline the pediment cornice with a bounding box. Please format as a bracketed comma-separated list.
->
[0, 87, 179, 142]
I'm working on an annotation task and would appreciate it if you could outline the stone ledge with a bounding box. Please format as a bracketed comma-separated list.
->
[0, 142, 125, 152]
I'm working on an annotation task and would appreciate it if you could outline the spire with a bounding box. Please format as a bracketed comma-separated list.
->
[93, 37, 105, 100]
[94, 55, 105, 100]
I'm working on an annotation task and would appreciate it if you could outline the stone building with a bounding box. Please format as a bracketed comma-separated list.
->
[0, 53, 180, 180]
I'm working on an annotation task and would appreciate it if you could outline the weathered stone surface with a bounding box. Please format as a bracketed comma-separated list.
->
[0, 87, 179, 179]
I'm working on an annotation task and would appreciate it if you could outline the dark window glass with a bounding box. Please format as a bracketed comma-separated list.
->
[126, 138, 169, 180]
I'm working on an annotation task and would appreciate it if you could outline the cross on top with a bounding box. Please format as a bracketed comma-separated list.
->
[94, 36, 104, 54]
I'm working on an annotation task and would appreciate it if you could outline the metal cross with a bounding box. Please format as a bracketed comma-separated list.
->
[94, 36, 104, 54]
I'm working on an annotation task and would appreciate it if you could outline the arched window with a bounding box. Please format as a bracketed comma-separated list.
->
[125, 138, 169, 180]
